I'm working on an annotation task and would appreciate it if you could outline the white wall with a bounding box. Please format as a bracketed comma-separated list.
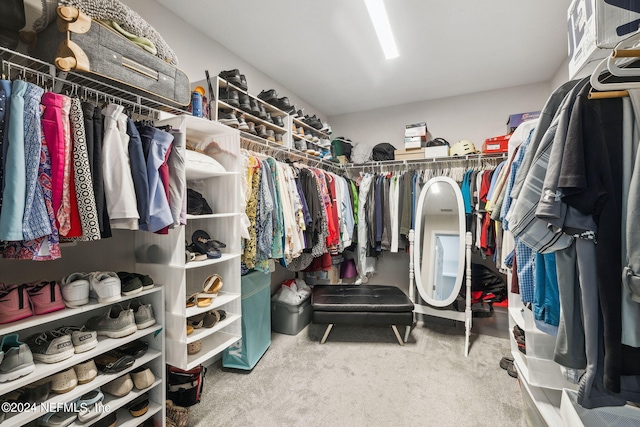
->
[122, 0, 328, 120]
[328, 81, 552, 149]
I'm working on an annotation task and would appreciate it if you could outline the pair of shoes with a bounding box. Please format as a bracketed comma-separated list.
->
[0, 334, 35, 382]
[246, 121, 257, 135]
[116, 339, 148, 359]
[303, 114, 323, 130]
[102, 373, 133, 397]
[237, 113, 250, 132]
[499, 356, 518, 378]
[513, 325, 526, 354]
[0, 281, 66, 323]
[127, 299, 156, 329]
[74, 358, 98, 384]
[192, 230, 226, 259]
[126, 392, 150, 417]
[63, 271, 122, 305]
[86, 305, 137, 339]
[218, 88, 239, 108]
[75, 388, 104, 423]
[130, 366, 155, 390]
[94, 349, 135, 374]
[117, 272, 154, 295]
[26, 329, 75, 364]
[55, 326, 98, 354]
[50, 367, 78, 394]
[272, 114, 284, 127]
[219, 69, 247, 91]
[186, 240, 207, 263]
[218, 110, 239, 128]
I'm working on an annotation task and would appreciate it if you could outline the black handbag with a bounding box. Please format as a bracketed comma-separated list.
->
[372, 143, 395, 161]
[0, 0, 25, 49]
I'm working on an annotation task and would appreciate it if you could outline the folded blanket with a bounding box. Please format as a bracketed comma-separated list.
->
[60, 0, 178, 65]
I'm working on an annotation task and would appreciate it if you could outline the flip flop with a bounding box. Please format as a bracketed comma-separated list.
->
[192, 230, 223, 259]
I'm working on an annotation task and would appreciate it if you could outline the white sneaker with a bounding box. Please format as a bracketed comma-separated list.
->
[60, 272, 90, 307]
[89, 272, 121, 303]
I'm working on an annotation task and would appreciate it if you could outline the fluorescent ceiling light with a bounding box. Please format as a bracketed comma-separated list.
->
[364, 0, 399, 59]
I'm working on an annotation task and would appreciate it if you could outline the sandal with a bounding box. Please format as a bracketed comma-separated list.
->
[192, 230, 223, 259]
[185, 241, 207, 263]
[186, 293, 211, 308]
[188, 313, 205, 329]
[203, 309, 226, 328]
[186, 324, 194, 335]
[202, 274, 223, 295]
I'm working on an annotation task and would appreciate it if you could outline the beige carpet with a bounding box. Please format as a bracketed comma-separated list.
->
[188, 321, 526, 427]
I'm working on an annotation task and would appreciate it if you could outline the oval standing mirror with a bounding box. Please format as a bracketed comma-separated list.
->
[414, 176, 465, 307]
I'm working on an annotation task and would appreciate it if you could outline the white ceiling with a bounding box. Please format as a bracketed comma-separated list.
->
[156, 0, 571, 116]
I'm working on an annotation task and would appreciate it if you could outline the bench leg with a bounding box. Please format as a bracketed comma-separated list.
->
[391, 325, 404, 346]
[320, 324, 334, 344]
[404, 325, 410, 343]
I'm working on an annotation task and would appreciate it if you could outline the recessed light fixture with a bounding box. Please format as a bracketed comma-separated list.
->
[364, 0, 399, 59]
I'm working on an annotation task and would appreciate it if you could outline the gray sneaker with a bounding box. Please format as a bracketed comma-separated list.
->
[86, 305, 137, 339]
[0, 334, 35, 382]
[128, 300, 156, 330]
[56, 326, 98, 354]
[25, 330, 74, 364]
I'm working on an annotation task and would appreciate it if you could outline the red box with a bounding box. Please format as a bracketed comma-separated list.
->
[482, 134, 511, 154]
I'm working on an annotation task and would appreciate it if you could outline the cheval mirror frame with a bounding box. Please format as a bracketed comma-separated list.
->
[409, 176, 473, 357]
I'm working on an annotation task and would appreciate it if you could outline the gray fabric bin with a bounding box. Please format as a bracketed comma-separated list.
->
[271, 295, 312, 335]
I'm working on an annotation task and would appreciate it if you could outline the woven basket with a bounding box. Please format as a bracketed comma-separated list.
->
[187, 339, 202, 355]
[166, 400, 189, 427]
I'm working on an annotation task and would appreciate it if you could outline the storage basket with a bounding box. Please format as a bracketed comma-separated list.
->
[166, 400, 189, 427]
[187, 339, 202, 355]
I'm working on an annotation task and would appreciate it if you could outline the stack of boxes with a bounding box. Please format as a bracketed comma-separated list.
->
[395, 122, 448, 160]
[481, 111, 540, 154]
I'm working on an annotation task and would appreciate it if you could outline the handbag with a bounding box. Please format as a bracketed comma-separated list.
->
[166, 365, 206, 407]
[187, 189, 213, 215]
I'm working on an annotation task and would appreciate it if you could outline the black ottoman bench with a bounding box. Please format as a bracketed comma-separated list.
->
[311, 285, 415, 345]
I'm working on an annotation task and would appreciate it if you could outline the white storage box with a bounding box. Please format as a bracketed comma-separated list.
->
[424, 145, 449, 159]
[568, 0, 640, 78]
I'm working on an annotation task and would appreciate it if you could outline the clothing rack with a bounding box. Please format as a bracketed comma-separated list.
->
[343, 152, 508, 172]
[240, 134, 342, 171]
[0, 46, 187, 118]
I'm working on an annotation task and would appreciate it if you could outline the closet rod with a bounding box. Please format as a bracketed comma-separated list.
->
[343, 152, 507, 171]
[240, 134, 341, 171]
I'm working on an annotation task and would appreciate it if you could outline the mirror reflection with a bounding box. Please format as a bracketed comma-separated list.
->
[416, 177, 465, 307]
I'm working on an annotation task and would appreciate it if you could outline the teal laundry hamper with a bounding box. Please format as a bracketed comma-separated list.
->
[222, 270, 271, 370]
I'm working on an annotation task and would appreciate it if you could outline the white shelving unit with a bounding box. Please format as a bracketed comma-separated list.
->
[0, 283, 165, 427]
[139, 115, 242, 371]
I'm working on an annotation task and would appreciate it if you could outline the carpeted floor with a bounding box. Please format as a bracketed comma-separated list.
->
[188, 321, 526, 427]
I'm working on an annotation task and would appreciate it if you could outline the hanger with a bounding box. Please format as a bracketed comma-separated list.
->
[589, 56, 638, 95]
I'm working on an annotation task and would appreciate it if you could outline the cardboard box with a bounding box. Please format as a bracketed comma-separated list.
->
[424, 145, 449, 159]
[483, 134, 511, 154]
[395, 148, 427, 160]
[507, 111, 540, 133]
[405, 122, 427, 137]
[568, 0, 640, 78]
[404, 136, 425, 149]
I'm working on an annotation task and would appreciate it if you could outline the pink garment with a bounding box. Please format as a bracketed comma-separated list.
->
[40, 92, 65, 224]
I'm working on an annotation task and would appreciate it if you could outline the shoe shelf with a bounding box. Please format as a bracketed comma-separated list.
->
[0, 326, 161, 398]
[218, 77, 289, 118]
[184, 253, 241, 270]
[185, 292, 241, 318]
[67, 379, 162, 427]
[186, 168, 238, 181]
[186, 312, 241, 345]
[516, 362, 564, 427]
[0, 288, 161, 338]
[186, 331, 239, 371]
[1, 350, 161, 427]
[218, 99, 289, 134]
[143, 114, 243, 371]
[292, 117, 330, 140]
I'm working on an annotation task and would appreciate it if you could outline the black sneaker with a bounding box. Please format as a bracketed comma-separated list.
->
[218, 69, 241, 86]
[265, 112, 274, 124]
[25, 330, 74, 364]
[117, 272, 142, 296]
[275, 96, 291, 110]
[258, 89, 277, 102]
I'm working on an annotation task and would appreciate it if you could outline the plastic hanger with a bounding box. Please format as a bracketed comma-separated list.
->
[589, 57, 640, 91]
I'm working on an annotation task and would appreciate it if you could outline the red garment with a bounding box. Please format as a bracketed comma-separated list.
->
[479, 170, 494, 256]
[326, 174, 340, 252]
[155, 144, 173, 235]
